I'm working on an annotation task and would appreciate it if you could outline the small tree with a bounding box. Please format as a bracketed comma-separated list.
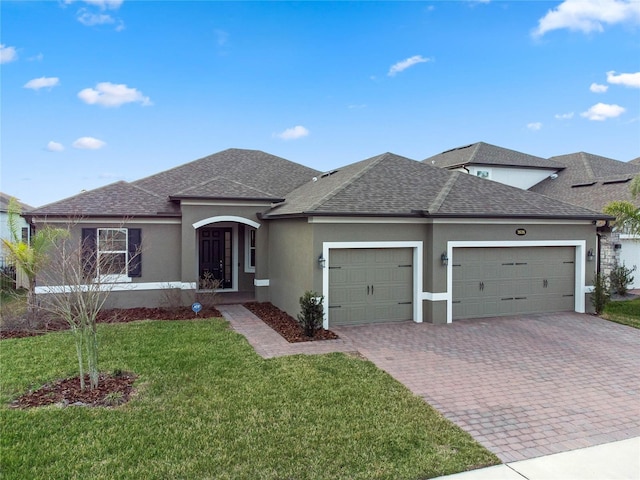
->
[609, 264, 636, 296]
[39, 226, 140, 391]
[1, 198, 65, 324]
[591, 273, 610, 315]
[297, 291, 324, 337]
[603, 201, 640, 237]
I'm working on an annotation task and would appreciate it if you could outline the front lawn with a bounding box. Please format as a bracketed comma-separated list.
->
[0, 318, 498, 479]
[603, 297, 640, 329]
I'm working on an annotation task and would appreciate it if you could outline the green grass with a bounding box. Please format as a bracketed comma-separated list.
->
[603, 297, 640, 329]
[0, 319, 499, 479]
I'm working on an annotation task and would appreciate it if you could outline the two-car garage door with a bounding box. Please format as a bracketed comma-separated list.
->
[329, 248, 413, 326]
[452, 247, 576, 320]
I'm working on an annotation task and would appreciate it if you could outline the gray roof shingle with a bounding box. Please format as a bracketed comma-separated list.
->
[425, 142, 564, 170]
[0, 192, 33, 213]
[265, 153, 604, 219]
[529, 152, 640, 212]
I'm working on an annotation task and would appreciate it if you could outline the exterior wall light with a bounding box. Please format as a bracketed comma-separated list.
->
[318, 255, 326, 269]
[587, 249, 594, 262]
[441, 252, 448, 266]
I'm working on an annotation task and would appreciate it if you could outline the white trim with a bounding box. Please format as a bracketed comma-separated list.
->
[244, 225, 256, 273]
[620, 234, 640, 240]
[445, 240, 587, 324]
[192, 216, 260, 230]
[181, 200, 272, 207]
[36, 281, 198, 294]
[31, 218, 181, 225]
[421, 291, 448, 302]
[322, 241, 423, 329]
[308, 216, 595, 226]
[254, 279, 270, 287]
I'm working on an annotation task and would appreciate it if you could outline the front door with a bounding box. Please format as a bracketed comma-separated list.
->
[199, 227, 232, 289]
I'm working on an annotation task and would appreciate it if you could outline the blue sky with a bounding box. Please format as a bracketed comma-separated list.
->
[1, 0, 639, 207]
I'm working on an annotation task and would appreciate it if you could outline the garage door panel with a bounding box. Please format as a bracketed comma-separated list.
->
[329, 248, 413, 326]
[453, 247, 576, 320]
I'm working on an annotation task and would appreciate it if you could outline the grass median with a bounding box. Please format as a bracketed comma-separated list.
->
[1, 318, 498, 479]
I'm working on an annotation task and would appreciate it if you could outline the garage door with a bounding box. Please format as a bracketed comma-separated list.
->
[329, 248, 413, 326]
[452, 247, 575, 320]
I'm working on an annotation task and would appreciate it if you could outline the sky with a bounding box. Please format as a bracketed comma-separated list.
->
[1, 0, 639, 208]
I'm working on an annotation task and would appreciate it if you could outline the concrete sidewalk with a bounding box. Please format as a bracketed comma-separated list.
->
[434, 437, 640, 480]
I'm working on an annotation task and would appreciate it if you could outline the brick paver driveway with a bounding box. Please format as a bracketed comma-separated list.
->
[333, 313, 640, 462]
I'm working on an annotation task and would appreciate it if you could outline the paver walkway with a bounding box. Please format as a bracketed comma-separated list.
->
[219, 305, 640, 463]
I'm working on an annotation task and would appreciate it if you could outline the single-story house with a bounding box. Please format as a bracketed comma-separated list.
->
[426, 143, 640, 289]
[1, 192, 33, 288]
[28, 148, 607, 326]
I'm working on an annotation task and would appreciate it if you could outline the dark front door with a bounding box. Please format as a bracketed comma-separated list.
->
[199, 227, 232, 289]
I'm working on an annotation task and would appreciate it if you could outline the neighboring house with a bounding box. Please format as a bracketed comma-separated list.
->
[27, 148, 606, 326]
[426, 144, 640, 289]
[0, 192, 33, 288]
[426, 142, 564, 189]
[531, 153, 640, 288]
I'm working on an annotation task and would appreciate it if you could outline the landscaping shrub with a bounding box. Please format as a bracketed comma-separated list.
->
[297, 291, 324, 337]
[591, 273, 610, 315]
[609, 264, 636, 296]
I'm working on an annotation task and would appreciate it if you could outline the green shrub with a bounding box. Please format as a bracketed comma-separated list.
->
[609, 264, 636, 296]
[297, 291, 324, 337]
[591, 273, 610, 315]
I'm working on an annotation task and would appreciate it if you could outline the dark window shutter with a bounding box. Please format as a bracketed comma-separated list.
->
[81, 228, 97, 278]
[128, 228, 142, 277]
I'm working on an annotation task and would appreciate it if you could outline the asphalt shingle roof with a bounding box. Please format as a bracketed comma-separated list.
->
[529, 152, 640, 212]
[0, 192, 33, 213]
[29, 149, 320, 217]
[265, 153, 604, 219]
[425, 142, 564, 170]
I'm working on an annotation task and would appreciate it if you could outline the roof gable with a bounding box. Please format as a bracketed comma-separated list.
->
[0, 192, 33, 213]
[425, 142, 563, 170]
[134, 148, 320, 200]
[266, 152, 603, 219]
[28, 181, 179, 217]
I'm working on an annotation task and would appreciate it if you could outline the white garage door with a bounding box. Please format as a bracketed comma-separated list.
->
[619, 236, 640, 289]
[452, 247, 576, 320]
[328, 248, 413, 326]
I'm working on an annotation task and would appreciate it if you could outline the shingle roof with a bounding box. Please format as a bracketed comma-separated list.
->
[0, 192, 33, 213]
[264, 153, 604, 220]
[29, 149, 320, 217]
[629, 157, 640, 165]
[529, 152, 640, 212]
[28, 181, 180, 217]
[425, 142, 564, 170]
[135, 148, 319, 200]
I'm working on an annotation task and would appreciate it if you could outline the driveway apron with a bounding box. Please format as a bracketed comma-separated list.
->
[333, 313, 640, 463]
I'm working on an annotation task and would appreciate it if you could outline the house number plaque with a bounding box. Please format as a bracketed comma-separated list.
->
[515, 229, 526, 236]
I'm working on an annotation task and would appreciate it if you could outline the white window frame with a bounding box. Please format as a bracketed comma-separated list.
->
[97, 228, 131, 283]
[244, 226, 256, 273]
[475, 168, 491, 179]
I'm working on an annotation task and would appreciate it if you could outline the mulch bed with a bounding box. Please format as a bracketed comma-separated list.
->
[0, 306, 221, 340]
[244, 302, 338, 342]
[10, 372, 138, 409]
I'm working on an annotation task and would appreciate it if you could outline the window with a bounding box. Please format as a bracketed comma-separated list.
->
[244, 226, 256, 273]
[21, 227, 30, 244]
[82, 228, 142, 281]
[476, 170, 490, 179]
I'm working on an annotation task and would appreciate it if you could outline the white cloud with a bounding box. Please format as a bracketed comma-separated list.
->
[24, 77, 60, 90]
[590, 82, 609, 93]
[77, 9, 115, 26]
[606, 70, 640, 88]
[533, 0, 640, 37]
[274, 125, 309, 140]
[78, 82, 152, 107]
[581, 102, 626, 120]
[64, 0, 123, 9]
[0, 44, 18, 64]
[214, 29, 229, 47]
[72, 137, 106, 149]
[555, 112, 575, 120]
[388, 55, 431, 77]
[28, 53, 44, 62]
[46, 141, 65, 152]
[527, 122, 543, 131]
